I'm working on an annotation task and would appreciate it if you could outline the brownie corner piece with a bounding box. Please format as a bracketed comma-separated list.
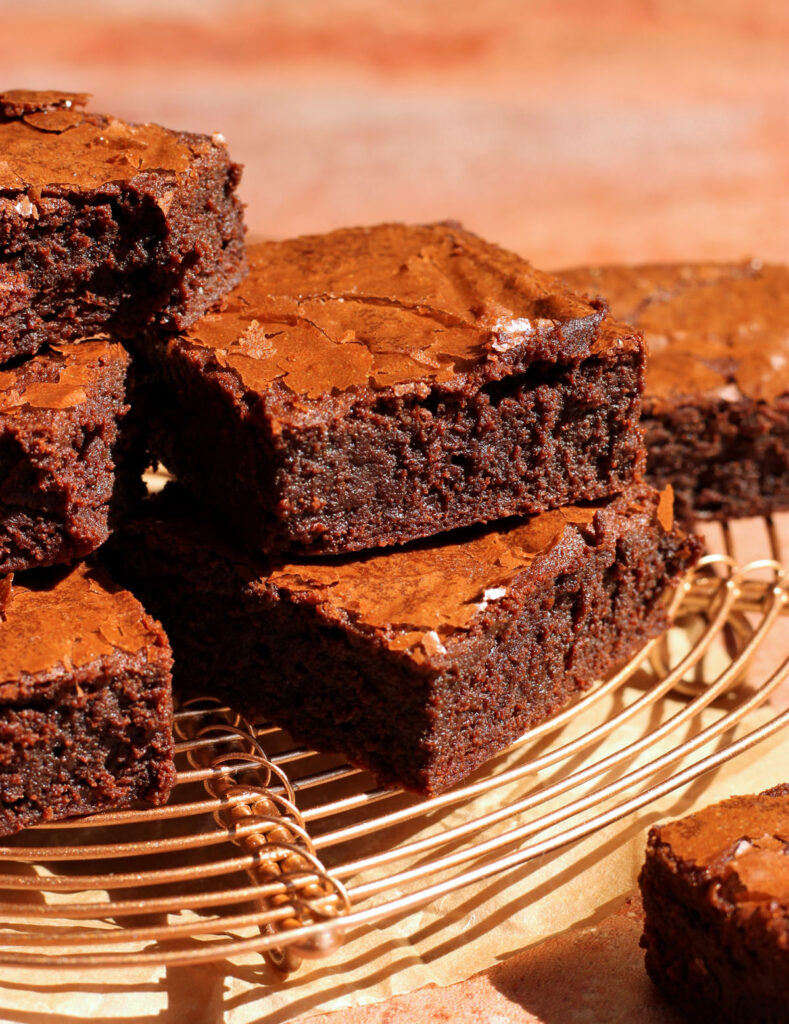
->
[103, 481, 698, 795]
[0, 338, 145, 574]
[146, 222, 646, 555]
[0, 89, 247, 363]
[0, 561, 175, 835]
[638, 787, 789, 1023]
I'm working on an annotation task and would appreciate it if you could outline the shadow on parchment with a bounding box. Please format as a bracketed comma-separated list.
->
[0, 680, 779, 1024]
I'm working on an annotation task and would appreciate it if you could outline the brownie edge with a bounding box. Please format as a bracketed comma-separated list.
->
[639, 788, 789, 1023]
[560, 261, 789, 522]
[0, 339, 145, 574]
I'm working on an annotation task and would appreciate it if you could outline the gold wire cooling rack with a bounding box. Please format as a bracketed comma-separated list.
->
[0, 517, 786, 974]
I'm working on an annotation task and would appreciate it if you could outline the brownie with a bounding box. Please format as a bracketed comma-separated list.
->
[639, 787, 789, 1023]
[0, 561, 175, 836]
[0, 339, 143, 574]
[559, 261, 789, 522]
[0, 89, 246, 364]
[103, 481, 699, 795]
[142, 223, 646, 555]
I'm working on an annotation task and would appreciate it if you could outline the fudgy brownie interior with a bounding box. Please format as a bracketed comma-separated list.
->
[104, 482, 699, 793]
[0, 340, 144, 574]
[0, 562, 175, 835]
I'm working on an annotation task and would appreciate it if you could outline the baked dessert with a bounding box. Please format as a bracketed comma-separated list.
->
[0, 562, 175, 836]
[0, 339, 143, 574]
[103, 481, 699, 794]
[142, 223, 646, 555]
[0, 88, 246, 364]
[560, 261, 789, 522]
[639, 785, 789, 1023]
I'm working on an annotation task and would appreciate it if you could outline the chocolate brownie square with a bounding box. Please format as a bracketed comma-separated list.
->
[560, 261, 789, 522]
[0, 562, 174, 835]
[103, 482, 699, 794]
[0, 89, 246, 364]
[142, 223, 646, 555]
[639, 787, 789, 1023]
[0, 339, 143, 574]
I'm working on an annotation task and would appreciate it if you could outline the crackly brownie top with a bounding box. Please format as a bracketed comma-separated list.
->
[0, 563, 163, 687]
[0, 88, 222, 193]
[137, 483, 674, 664]
[267, 505, 602, 659]
[0, 339, 128, 415]
[178, 224, 639, 399]
[560, 261, 789, 405]
[651, 789, 789, 908]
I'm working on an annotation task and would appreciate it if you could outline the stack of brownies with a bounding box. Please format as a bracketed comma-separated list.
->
[0, 87, 715, 835]
[0, 89, 246, 833]
[105, 221, 703, 795]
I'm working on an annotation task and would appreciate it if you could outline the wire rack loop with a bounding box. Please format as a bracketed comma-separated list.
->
[176, 698, 351, 972]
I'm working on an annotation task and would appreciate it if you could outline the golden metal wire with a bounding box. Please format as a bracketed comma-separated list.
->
[0, 532, 786, 972]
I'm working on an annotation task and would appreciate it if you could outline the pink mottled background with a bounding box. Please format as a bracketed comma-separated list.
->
[3, 0, 788, 266]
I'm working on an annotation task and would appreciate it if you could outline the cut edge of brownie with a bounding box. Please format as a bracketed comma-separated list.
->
[0, 340, 146, 574]
[643, 395, 789, 523]
[147, 340, 646, 555]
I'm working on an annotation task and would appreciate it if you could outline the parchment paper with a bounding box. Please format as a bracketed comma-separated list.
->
[0, 668, 785, 1024]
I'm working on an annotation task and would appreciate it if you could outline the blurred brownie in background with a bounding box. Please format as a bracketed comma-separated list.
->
[561, 261, 789, 522]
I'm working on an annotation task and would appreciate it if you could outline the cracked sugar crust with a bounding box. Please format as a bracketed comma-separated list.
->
[180, 224, 640, 401]
[650, 790, 789, 906]
[0, 562, 167, 689]
[266, 504, 602, 654]
[640, 787, 789, 1022]
[0, 339, 125, 413]
[0, 89, 90, 119]
[0, 89, 196, 193]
